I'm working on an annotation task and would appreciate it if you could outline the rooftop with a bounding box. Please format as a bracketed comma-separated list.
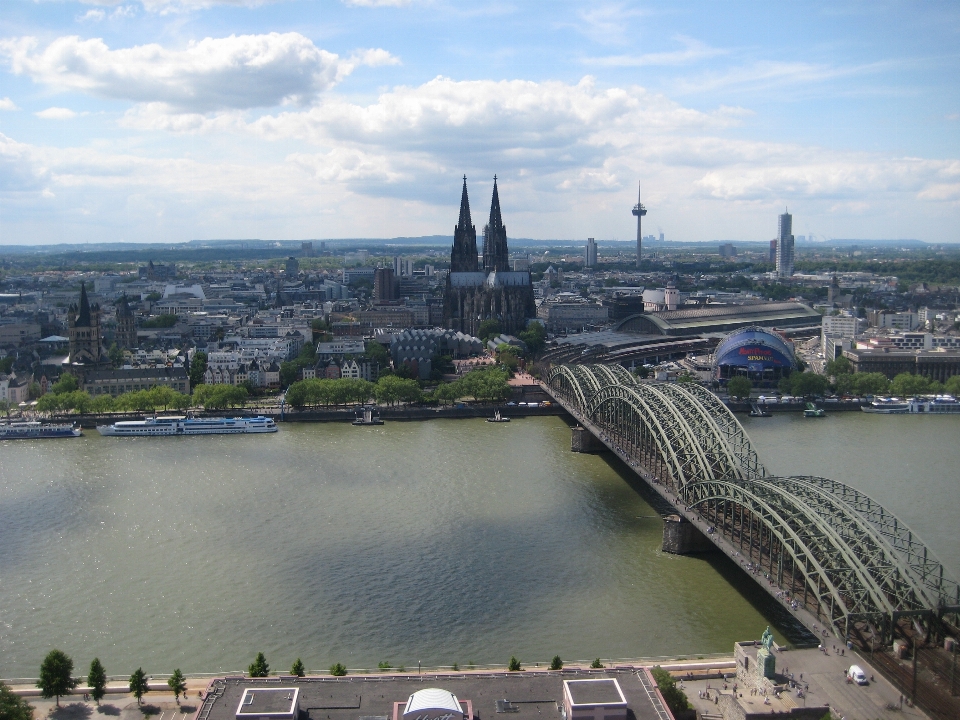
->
[236, 688, 299, 716]
[564, 679, 626, 706]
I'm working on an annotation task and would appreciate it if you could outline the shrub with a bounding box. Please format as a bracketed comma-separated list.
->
[329, 663, 347, 677]
[549, 656, 563, 671]
[590, 658, 604, 669]
[650, 666, 689, 715]
[508, 656, 521, 672]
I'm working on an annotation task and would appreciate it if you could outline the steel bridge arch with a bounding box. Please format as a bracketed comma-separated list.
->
[544, 362, 960, 634]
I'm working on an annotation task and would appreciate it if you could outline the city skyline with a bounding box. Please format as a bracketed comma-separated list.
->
[1, 1, 959, 245]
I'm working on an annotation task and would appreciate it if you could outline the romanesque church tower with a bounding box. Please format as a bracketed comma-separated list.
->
[115, 295, 137, 349]
[68, 282, 106, 365]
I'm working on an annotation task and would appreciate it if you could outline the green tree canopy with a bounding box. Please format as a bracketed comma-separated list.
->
[329, 663, 347, 677]
[189, 352, 208, 389]
[37, 649, 78, 706]
[477, 319, 502, 342]
[789, 371, 829, 397]
[650, 666, 689, 715]
[0, 680, 35, 720]
[518, 321, 546, 354]
[87, 658, 107, 706]
[193, 384, 248, 409]
[890, 372, 931, 397]
[726, 376, 753, 400]
[824, 355, 853, 377]
[167, 669, 187, 704]
[507, 657, 521, 672]
[50, 374, 79, 395]
[142, 314, 178, 328]
[290, 659, 305, 678]
[128, 668, 148, 705]
[248, 652, 270, 678]
[549, 656, 562, 671]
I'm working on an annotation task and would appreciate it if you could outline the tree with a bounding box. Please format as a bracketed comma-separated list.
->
[128, 668, 148, 706]
[329, 663, 347, 677]
[853, 372, 889, 396]
[507, 657, 521, 672]
[891, 372, 931, 398]
[824, 356, 853, 377]
[108, 343, 124, 368]
[88, 658, 107, 706]
[590, 658, 604, 669]
[0, 680, 34, 720]
[290, 659, 305, 678]
[248, 652, 270, 678]
[167, 669, 187, 705]
[945, 375, 960, 396]
[518, 321, 546, 354]
[477, 319, 502, 342]
[189, 352, 208, 389]
[650, 667, 689, 715]
[50, 374, 79, 395]
[789, 371, 829, 398]
[279, 361, 301, 389]
[549, 656, 562, 671]
[37, 649, 78, 706]
[727, 376, 752, 400]
[365, 341, 389, 371]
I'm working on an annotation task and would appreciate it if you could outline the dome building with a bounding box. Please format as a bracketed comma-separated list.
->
[713, 326, 797, 385]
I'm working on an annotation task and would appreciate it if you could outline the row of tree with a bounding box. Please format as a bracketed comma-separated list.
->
[284, 366, 512, 410]
[726, 366, 960, 401]
[33, 649, 188, 708]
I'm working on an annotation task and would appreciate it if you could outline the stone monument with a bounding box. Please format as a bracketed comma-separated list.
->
[756, 626, 776, 680]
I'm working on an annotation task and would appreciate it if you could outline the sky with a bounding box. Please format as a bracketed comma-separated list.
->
[0, 0, 959, 246]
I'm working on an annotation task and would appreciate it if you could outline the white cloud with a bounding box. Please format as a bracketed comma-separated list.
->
[77, 0, 281, 13]
[584, 36, 727, 67]
[342, 0, 412, 6]
[0, 34, 398, 112]
[77, 9, 106, 22]
[0, 97, 19, 111]
[35, 107, 78, 119]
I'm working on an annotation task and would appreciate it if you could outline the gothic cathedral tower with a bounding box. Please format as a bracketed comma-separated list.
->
[450, 176, 479, 272]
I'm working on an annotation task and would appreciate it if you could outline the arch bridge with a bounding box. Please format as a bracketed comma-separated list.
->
[546, 364, 960, 644]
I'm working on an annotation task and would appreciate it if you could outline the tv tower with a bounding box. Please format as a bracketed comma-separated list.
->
[632, 181, 646, 268]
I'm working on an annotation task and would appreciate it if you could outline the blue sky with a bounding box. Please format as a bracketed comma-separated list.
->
[1, 0, 958, 245]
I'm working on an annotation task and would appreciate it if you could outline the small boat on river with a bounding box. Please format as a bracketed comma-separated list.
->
[486, 410, 511, 423]
[803, 402, 825, 418]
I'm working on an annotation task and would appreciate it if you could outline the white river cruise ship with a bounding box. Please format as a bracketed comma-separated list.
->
[97, 415, 278, 436]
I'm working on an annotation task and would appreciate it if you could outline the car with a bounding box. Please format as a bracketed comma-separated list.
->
[506, 401, 517, 406]
[847, 665, 868, 685]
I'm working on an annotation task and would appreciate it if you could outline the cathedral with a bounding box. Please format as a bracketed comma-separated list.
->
[442, 177, 535, 336]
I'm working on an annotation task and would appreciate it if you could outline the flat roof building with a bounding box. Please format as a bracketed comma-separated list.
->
[562, 679, 627, 720]
[235, 688, 299, 720]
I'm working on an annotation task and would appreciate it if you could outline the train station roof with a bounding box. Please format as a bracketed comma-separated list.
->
[614, 302, 822, 337]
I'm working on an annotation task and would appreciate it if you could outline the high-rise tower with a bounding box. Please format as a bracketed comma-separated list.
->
[482, 176, 509, 272]
[115, 294, 137, 349]
[450, 176, 479, 272]
[776, 209, 795, 277]
[632, 182, 646, 268]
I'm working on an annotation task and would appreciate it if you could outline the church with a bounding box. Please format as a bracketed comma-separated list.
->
[442, 177, 535, 336]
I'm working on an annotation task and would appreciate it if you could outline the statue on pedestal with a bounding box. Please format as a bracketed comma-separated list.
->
[756, 626, 776, 680]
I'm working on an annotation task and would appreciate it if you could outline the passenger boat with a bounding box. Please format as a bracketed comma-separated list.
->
[0, 420, 82, 439]
[863, 395, 960, 414]
[861, 398, 911, 414]
[97, 415, 277, 436]
[486, 410, 511, 423]
[352, 406, 384, 426]
[803, 402, 825, 418]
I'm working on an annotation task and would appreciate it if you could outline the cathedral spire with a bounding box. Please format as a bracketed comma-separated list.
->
[483, 175, 509, 272]
[451, 175, 479, 272]
[76, 281, 92, 327]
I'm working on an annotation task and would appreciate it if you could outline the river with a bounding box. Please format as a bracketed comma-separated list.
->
[0, 412, 956, 678]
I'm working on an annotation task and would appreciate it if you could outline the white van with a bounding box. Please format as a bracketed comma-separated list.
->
[847, 665, 868, 685]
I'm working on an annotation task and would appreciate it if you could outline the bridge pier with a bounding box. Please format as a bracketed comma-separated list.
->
[661, 514, 715, 555]
[571, 425, 605, 453]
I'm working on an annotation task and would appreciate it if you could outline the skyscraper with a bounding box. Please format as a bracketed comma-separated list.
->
[776, 210, 795, 277]
[585, 238, 597, 268]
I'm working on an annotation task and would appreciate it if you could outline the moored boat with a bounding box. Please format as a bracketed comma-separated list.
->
[863, 395, 960, 414]
[803, 402, 825, 418]
[861, 398, 911, 414]
[0, 421, 81, 439]
[97, 415, 277, 436]
[486, 410, 511, 423]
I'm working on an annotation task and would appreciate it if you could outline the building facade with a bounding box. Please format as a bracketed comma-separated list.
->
[442, 177, 535, 336]
[68, 282, 107, 365]
[776, 210, 795, 277]
[115, 295, 138, 349]
[585, 238, 598, 268]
